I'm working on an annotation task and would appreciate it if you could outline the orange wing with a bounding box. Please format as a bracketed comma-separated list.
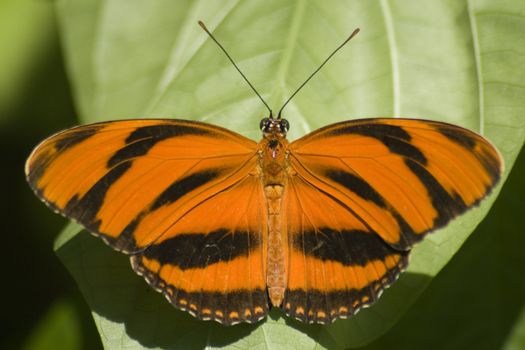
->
[284, 118, 502, 323]
[132, 174, 268, 325]
[282, 175, 408, 323]
[26, 119, 268, 324]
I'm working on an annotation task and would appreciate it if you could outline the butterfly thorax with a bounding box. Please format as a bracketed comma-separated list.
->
[259, 137, 289, 183]
[258, 117, 290, 183]
[258, 117, 291, 307]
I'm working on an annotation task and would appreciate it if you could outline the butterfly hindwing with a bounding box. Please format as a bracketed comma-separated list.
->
[131, 174, 269, 325]
[282, 175, 408, 324]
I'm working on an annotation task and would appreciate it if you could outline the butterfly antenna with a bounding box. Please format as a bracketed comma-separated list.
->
[277, 28, 360, 119]
[198, 21, 273, 118]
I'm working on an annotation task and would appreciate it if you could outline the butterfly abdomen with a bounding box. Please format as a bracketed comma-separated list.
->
[260, 136, 291, 306]
[264, 184, 287, 306]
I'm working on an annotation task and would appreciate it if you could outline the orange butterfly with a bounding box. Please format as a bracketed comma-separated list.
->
[25, 23, 503, 325]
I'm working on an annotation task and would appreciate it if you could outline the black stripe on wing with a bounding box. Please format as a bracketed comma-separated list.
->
[142, 228, 260, 269]
[283, 253, 408, 324]
[109, 168, 227, 251]
[131, 255, 269, 325]
[293, 228, 398, 266]
[107, 124, 211, 167]
[328, 122, 427, 165]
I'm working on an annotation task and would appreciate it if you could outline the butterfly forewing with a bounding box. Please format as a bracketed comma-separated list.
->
[290, 118, 502, 249]
[26, 119, 257, 249]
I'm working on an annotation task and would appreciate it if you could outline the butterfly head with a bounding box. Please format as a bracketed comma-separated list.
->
[260, 117, 290, 138]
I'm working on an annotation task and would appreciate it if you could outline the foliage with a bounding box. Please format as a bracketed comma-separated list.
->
[46, 0, 525, 348]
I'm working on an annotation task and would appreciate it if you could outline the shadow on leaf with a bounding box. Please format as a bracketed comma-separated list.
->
[56, 230, 262, 348]
[56, 229, 434, 349]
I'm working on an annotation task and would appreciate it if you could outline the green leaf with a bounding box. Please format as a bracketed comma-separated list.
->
[504, 307, 525, 350]
[52, 0, 525, 348]
[0, 1, 55, 122]
[359, 148, 525, 349]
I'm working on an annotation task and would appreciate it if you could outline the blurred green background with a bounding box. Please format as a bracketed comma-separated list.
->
[2, 1, 524, 349]
[1, 1, 101, 349]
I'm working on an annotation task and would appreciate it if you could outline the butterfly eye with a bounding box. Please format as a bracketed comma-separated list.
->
[279, 119, 290, 133]
[259, 118, 271, 132]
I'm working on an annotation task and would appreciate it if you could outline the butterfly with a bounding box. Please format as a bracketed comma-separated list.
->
[25, 23, 503, 325]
